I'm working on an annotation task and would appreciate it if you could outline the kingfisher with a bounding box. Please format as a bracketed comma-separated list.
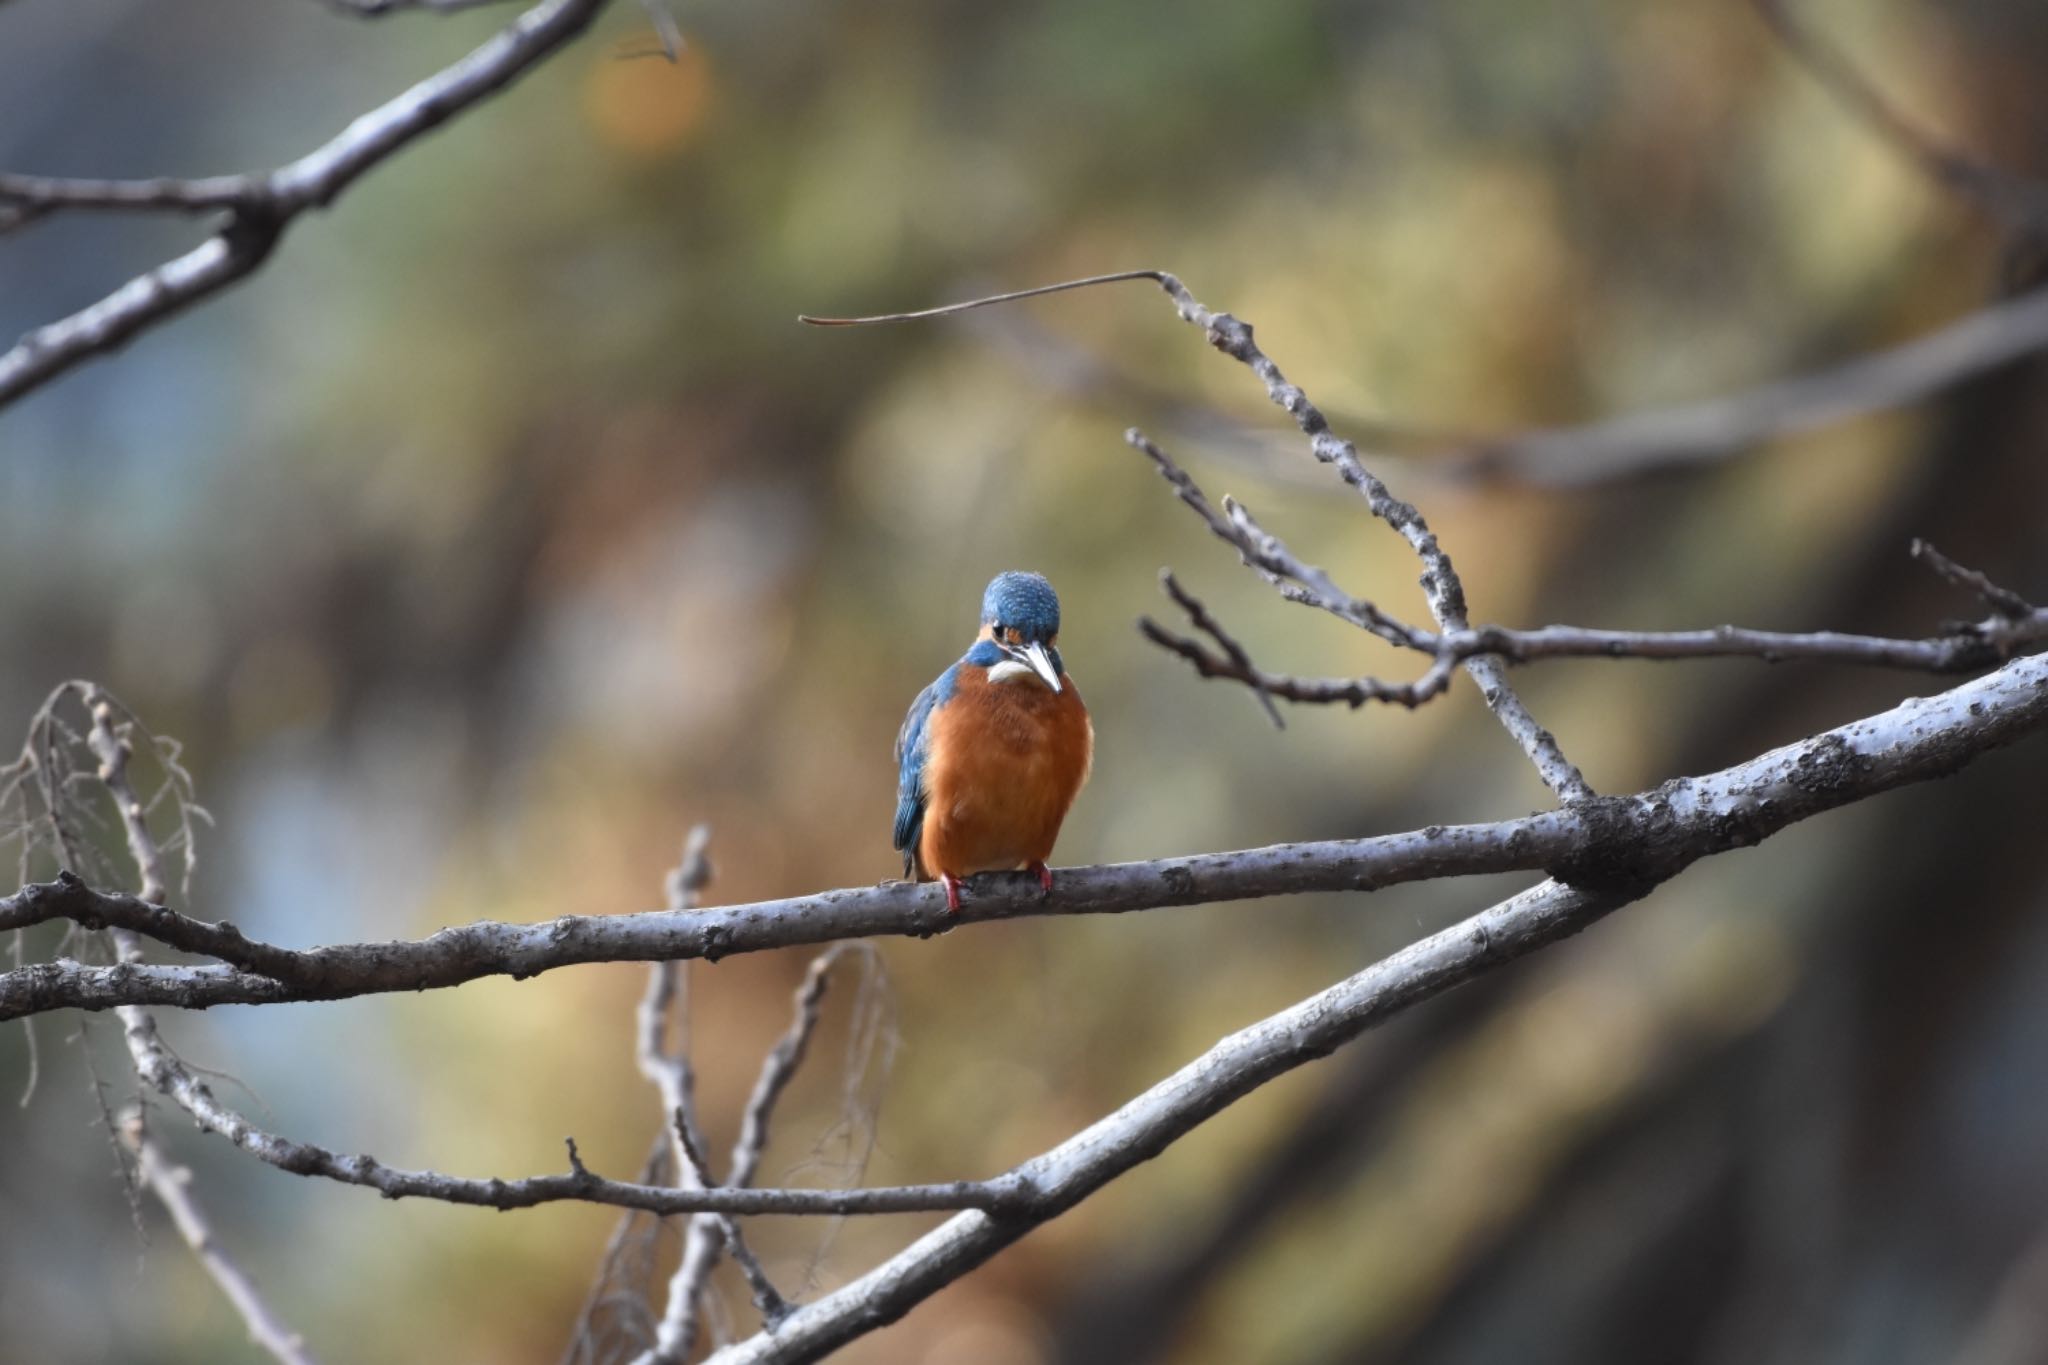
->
[894, 571, 1094, 913]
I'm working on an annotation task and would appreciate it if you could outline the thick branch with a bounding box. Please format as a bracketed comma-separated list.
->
[702, 652, 2048, 1360]
[8, 651, 2047, 1022]
[0, 826, 1564, 1018]
[702, 878, 1636, 1364]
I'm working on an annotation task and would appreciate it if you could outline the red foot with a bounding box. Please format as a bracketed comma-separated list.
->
[940, 873, 963, 914]
[1029, 861, 1054, 894]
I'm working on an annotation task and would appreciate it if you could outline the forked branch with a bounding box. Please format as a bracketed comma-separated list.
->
[0, 0, 617, 408]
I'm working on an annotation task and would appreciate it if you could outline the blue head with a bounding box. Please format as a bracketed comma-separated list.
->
[971, 571, 1066, 691]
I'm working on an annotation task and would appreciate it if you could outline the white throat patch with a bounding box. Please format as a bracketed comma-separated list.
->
[988, 660, 1049, 687]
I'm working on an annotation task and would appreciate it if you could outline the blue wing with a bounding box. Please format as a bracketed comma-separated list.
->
[893, 664, 959, 874]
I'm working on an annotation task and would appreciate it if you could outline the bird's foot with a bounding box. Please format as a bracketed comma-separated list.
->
[940, 873, 964, 914]
[1028, 861, 1054, 895]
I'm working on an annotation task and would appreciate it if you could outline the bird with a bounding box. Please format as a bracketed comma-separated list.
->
[893, 571, 1094, 913]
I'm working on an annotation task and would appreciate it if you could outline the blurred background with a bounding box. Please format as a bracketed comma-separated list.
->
[3, 0, 2047, 1360]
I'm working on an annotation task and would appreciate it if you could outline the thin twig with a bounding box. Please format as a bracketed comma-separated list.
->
[1144, 544, 2048, 716]
[964, 269, 2048, 490]
[1126, 430, 1430, 650]
[1144, 573, 1328, 725]
[314, 0, 525, 14]
[129, 1015, 1028, 1216]
[0, 173, 255, 223]
[797, 270, 1168, 326]
[1141, 612, 1455, 712]
[558, 1131, 672, 1365]
[641, 826, 739, 1363]
[123, 1112, 320, 1365]
[641, 941, 869, 1362]
[82, 694, 320, 1364]
[732, 946, 862, 1191]
[1912, 539, 2038, 621]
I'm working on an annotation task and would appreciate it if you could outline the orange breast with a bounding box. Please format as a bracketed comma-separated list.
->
[917, 668, 1093, 880]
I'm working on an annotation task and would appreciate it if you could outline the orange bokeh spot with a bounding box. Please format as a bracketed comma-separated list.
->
[584, 40, 713, 156]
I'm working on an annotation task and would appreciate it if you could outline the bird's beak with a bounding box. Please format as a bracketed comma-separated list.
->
[1019, 640, 1062, 692]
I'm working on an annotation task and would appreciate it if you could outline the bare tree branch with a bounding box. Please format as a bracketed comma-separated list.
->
[1154, 274, 1596, 802]
[315, 0, 526, 16]
[1441, 283, 2048, 485]
[1126, 428, 1433, 650]
[695, 647, 2048, 1360]
[0, 173, 256, 226]
[699, 878, 1626, 1365]
[0, 826, 1566, 1018]
[0, 873, 312, 982]
[639, 940, 882, 1362]
[122, 1112, 321, 1365]
[14, 647, 2035, 1365]
[1129, 426, 2043, 713]
[639, 826, 745, 1363]
[1141, 572, 1292, 725]
[1750, 0, 2048, 233]
[73, 692, 321, 1364]
[1141, 571, 1451, 716]
[1143, 539, 2046, 717]
[969, 269, 2048, 491]
[1912, 538, 2039, 621]
[123, 994, 1018, 1216]
[1142, 607, 1451, 714]
[807, 274, 1596, 803]
[0, 0, 616, 410]
[5, 649, 2043, 1015]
